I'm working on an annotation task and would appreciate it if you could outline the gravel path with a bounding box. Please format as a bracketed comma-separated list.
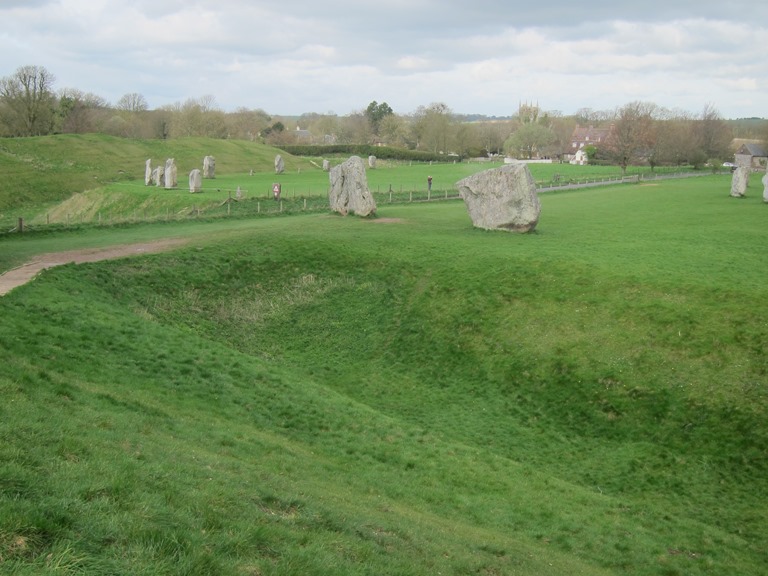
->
[0, 239, 188, 296]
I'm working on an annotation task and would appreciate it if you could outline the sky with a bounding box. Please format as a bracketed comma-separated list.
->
[1, 0, 767, 120]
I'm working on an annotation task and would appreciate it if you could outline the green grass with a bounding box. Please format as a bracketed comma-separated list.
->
[0, 134, 311, 215]
[1, 134, 711, 230]
[1, 171, 766, 575]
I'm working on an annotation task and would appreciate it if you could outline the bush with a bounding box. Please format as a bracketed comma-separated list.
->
[278, 144, 451, 162]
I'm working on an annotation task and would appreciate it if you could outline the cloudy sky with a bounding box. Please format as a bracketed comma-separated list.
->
[1, 0, 767, 119]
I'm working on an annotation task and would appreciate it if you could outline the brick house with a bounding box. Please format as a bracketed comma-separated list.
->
[567, 125, 613, 163]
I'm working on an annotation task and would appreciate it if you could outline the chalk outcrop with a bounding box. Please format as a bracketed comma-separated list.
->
[456, 162, 541, 232]
[328, 156, 377, 217]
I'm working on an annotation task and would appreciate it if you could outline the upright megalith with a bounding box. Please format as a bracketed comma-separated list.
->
[189, 169, 202, 193]
[456, 161, 541, 233]
[152, 166, 164, 187]
[762, 167, 768, 203]
[164, 158, 178, 189]
[368, 155, 376, 168]
[322, 159, 330, 172]
[328, 156, 377, 217]
[203, 156, 215, 179]
[144, 159, 152, 186]
[730, 165, 749, 198]
[274, 154, 285, 174]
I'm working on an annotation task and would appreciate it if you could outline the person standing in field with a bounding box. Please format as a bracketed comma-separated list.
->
[427, 176, 433, 192]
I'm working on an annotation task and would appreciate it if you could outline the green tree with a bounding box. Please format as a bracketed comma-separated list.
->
[504, 123, 555, 159]
[0, 65, 56, 136]
[365, 101, 394, 136]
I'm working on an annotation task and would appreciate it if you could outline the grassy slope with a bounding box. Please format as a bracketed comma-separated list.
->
[0, 134, 310, 213]
[1, 174, 766, 575]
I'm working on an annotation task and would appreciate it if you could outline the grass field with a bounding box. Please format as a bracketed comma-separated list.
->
[1, 164, 766, 575]
[1, 134, 717, 231]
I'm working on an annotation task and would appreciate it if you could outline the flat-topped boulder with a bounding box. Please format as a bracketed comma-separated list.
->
[456, 162, 541, 232]
[328, 156, 377, 217]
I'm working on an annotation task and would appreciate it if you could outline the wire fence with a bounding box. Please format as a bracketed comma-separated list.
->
[4, 170, 723, 234]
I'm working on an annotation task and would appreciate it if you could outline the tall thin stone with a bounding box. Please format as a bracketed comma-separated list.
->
[165, 158, 178, 189]
[203, 156, 215, 179]
[189, 169, 202, 193]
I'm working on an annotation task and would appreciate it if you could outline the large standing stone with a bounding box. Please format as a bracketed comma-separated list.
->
[322, 159, 330, 172]
[165, 158, 178, 189]
[203, 156, 215, 179]
[456, 162, 541, 232]
[368, 155, 376, 168]
[730, 165, 749, 198]
[328, 156, 377, 217]
[762, 168, 768, 203]
[189, 169, 202, 193]
[144, 159, 152, 186]
[274, 154, 285, 174]
[152, 166, 164, 187]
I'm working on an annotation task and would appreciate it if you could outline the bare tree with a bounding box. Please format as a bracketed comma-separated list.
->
[56, 88, 109, 134]
[165, 96, 227, 138]
[603, 101, 658, 174]
[336, 111, 372, 144]
[411, 102, 455, 153]
[225, 107, 272, 140]
[0, 65, 56, 135]
[695, 104, 732, 162]
[116, 92, 148, 113]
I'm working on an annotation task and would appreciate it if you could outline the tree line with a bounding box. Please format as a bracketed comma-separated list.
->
[1, 65, 765, 169]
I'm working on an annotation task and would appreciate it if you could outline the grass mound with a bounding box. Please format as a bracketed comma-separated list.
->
[0, 174, 766, 575]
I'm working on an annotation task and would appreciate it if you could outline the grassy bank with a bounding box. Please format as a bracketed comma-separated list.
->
[1, 174, 766, 574]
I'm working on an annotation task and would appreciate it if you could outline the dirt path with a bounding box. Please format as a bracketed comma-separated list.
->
[0, 238, 188, 296]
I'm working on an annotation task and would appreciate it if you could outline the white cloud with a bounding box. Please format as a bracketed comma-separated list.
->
[0, 0, 766, 117]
